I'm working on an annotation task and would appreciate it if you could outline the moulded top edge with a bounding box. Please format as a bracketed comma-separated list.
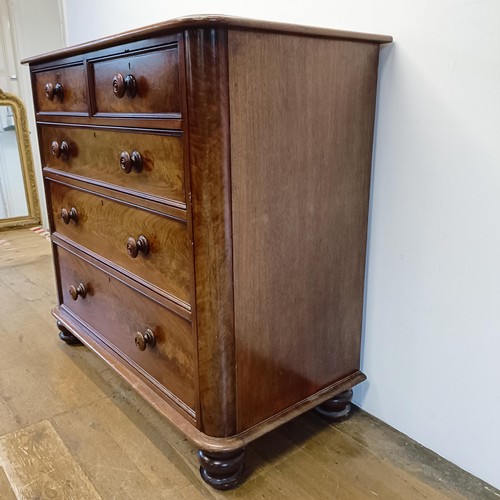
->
[21, 14, 392, 65]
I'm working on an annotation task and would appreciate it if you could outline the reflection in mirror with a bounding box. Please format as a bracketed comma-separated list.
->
[0, 89, 40, 229]
[0, 104, 29, 218]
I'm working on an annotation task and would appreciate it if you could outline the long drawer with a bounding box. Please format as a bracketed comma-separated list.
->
[48, 181, 191, 306]
[56, 243, 195, 412]
[40, 125, 185, 205]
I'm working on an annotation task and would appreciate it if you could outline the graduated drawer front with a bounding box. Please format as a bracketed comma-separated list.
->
[34, 64, 87, 114]
[56, 244, 195, 412]
[91, 44, 181, 116]
[49, 181, 190, 306]
[40, 126, 185, 205]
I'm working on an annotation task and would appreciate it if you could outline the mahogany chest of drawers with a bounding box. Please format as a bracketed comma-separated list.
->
[23, 15, 391, 489]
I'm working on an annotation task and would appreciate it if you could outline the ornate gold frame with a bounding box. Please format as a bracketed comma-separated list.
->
[0, 89, 41, 230]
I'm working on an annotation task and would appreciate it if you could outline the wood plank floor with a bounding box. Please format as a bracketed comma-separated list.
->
[0, 228, 498, 499]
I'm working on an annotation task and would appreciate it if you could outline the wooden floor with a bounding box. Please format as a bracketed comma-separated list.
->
[0, 228, 498, 500]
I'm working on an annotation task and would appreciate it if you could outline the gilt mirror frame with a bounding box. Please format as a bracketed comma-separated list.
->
[0, 89, 41, 230]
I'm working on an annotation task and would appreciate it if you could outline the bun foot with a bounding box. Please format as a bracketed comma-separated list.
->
[315, 389, 353, 421]
[57, 320, 82, 345]
[198, 448, 245, 490]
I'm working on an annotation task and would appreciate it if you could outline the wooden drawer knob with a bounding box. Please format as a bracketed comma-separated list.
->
[119, 150, 142, 173]
[69, 283, 86, 300]
[51, 140, 70, 159]
[112, 73, 137, 98]
[45, 82, 64, 101]
[134, 328, 156, 351]
[127, 235, 149, 258]
[61, 207, 78, 224]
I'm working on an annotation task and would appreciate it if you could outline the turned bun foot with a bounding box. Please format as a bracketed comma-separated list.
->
[198, 448, 245, 490]
[57, 320, 83, 345]
[315, 389, 354, 421]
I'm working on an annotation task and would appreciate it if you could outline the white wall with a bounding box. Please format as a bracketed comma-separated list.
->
[62, 0, 500, 489]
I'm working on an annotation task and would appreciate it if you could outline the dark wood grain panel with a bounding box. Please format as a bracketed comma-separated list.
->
[56, 244, 195, 411]
[39, 125, 185, 205]
[228, 31, 380, 431]
[49, 181, 190, 305]
[92, 46, 180, 116]
[34, 64, 87, 114]
[185, 27, 236, 437]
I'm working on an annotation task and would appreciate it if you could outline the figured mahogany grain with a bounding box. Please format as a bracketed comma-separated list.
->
[39, 125, 185, 205]
[49, 181, 190, 306]
[34, 64, 88, 114]
[228, 31, 380, 430]
[92, 45, 181, 116]
[56, 244, 196, 411]
[185, 28, 236, 437]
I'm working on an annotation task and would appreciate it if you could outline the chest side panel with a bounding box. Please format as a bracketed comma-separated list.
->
[228, 30, 380, 431]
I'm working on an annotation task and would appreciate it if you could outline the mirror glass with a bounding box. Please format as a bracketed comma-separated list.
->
[0, 104, 29, 218]
[0, 90, 40, 230]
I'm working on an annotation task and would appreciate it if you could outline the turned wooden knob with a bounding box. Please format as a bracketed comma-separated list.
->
[69, 283, 86, 300]
[112, 73, 137, 98]
[61, 207, 78, 224]
[127, 235, 149, 258]
[51, 140, 70, 159]
[45, 82, 64, 100]
[134, 328, 156, 351]
[119, 150, 142, 173]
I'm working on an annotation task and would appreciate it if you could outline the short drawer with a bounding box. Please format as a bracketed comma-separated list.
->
[91, 45, 180, 116]
[40, 125, 185, 205]
[56, 243, 195, 411]
[49, 181, 190, 306]
[33, 64, 87, 114]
